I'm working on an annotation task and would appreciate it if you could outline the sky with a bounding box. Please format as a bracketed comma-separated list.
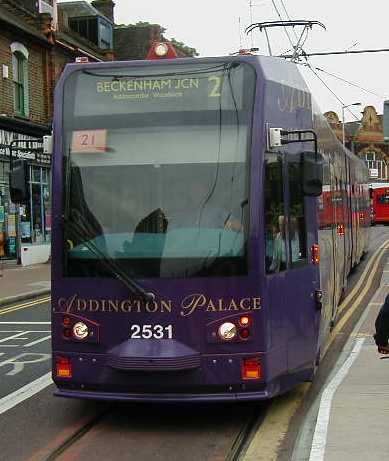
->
[60, 0, 389, 122]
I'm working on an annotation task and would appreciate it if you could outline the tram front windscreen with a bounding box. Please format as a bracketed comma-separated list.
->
[62, 61, 256, 279]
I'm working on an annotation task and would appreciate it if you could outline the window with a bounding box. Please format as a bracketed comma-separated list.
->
[29, 166, 51, 244]
[378, 195, 389, 205]
[287, 159, 307, 265]
[99, 20, 113, 49]
[11, 43, 29, 117]
[265, 153, 286, 273]
[69, 17, 113, 49]
[364, 151, 388, 180]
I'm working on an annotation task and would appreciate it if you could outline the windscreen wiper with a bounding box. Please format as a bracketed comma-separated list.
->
[66, 209, 155, 302]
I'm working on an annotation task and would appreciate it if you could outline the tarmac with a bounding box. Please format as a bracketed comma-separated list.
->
[0, 259, 51, 306]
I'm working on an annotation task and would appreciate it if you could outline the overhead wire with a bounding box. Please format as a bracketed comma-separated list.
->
[253, 0, 378, 118]
[308, 65, 387, 100]
[270, 0, 296, 52]
[305, 63, 361, 121]
[278, 0, 299, 42]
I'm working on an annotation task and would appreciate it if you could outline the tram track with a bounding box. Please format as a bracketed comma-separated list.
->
[42, 407, 112, 461]
[35, 401, 268, 461]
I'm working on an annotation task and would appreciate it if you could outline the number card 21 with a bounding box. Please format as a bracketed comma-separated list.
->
[71, 129, 107, 153]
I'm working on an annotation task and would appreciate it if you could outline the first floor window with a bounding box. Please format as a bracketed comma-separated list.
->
[11, 42, 29, 117]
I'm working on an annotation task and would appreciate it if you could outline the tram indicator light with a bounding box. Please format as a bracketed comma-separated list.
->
[239, 328, 250, 340]
[311, 244, 320, 265]
[56, 356, 72, 378]
[239, 315, 251, 327]
[63, 315, 71, 327]
[337, 224, 345, 236]
[242, 358, 261, 380]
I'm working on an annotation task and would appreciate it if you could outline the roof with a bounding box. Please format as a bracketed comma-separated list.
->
[58, 1, 113, 23]
[345, 121, 361, 137]
[0, 4, 50, 45]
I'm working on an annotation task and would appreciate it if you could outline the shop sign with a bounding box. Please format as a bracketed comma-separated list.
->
[370, 168, 379, 178]
[0, 129, 44, 160]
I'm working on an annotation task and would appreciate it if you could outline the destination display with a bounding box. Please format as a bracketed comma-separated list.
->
[72, 65, 247, 117]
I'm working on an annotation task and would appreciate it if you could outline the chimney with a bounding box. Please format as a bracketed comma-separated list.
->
[91, 0, 115, 22]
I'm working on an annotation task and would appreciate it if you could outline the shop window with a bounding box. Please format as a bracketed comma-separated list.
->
[11, 43, 29, 118]
[29, 166, 51, 244]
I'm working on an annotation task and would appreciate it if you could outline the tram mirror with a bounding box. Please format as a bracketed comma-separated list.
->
[9, 159, 29, 204]
[302, 151, 323, 197]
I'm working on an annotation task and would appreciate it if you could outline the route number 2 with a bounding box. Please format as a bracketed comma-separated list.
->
[208, 76, 222, 97]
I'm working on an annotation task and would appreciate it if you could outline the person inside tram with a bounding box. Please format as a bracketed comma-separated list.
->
[167, 181, 243, 232]
[269, 214, 286, 273]
[374, 293, 389, 354]
[289, 216, 301, 262]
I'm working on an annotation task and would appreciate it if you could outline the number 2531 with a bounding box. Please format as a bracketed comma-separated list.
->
[129, 324, 173, 339]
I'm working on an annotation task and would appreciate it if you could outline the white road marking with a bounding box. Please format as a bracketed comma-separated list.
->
[0, 330, 51, 347]
[0, 372, 52, 415]
[0, 322, 50, 325]
[0, 353, 51, 375]
[0, 332, 28, 343]
[24, 335, 51, 347]
[309, 338, 365, 461]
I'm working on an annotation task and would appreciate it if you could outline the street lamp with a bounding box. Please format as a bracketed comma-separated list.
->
[342, 102, 362, 147]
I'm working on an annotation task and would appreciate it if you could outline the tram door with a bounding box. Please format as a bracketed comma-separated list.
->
[330, 163, 344, 320]
[284, 154, 320, 371]
[264, 152, 320, 373]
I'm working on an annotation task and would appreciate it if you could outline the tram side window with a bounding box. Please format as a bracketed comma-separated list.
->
[287, 160, 307, 265]
[264, 154, 286, 273]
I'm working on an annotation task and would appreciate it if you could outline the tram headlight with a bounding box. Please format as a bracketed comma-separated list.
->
[218, 322, 237, 341]
[72, 322, 89, 340]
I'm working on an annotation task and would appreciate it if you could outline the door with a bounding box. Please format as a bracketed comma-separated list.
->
[284, 153, 320, 372]
[264, 151, 320, 374]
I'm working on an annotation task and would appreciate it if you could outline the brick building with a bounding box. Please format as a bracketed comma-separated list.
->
[324, 106, 389, 185]
[0, 0, 113, 262]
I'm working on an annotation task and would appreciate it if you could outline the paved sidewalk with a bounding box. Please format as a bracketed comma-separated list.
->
[308, 259, 389, 461]
[0, 260, 51, 306]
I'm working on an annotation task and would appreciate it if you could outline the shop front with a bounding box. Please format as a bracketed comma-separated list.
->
[0, 122, 51, 264]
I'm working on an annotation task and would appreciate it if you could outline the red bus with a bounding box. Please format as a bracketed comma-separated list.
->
[371, 185, 389, 224]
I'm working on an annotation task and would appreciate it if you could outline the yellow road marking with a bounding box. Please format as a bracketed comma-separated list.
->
[323, 241, 389, 355]
[336, 240, 389, 317]
[243, 384, 310, 461]
[0, 296, 51, 315]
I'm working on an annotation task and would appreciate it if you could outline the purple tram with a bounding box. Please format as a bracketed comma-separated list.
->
[10, 53, 369, 402]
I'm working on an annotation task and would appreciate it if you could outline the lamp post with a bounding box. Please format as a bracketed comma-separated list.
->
[342, 102, 361, 147]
